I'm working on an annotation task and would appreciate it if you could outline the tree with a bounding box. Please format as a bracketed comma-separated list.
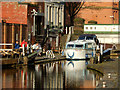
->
[65, 2, 85, 26]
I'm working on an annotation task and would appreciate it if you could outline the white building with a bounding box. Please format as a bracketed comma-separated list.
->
[44, 2, 64, 29]
[44, 2, 64, 49]
[84, 24, 120, 45]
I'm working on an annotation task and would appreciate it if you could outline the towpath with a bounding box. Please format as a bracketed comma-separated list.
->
[87, 58, 119, 88]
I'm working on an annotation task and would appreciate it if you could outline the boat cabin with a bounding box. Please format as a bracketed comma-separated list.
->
[66, 40, 96, 50]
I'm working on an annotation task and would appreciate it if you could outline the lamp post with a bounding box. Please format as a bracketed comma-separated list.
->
[31, 9, 37, 36]
[28, 33, 31, 54]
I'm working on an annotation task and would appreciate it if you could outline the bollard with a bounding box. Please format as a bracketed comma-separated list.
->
[98, 53, 100, 63]
[66, 27, 68, 34]
[103, 81, 106, 88]
[22, 44, 25, 56]
[100, 44, 103, 55]
[90, 57, 94, 64]
[23, 56, 28, 65]
[59, 47, 61, 54]
[108, 73, 111, 78]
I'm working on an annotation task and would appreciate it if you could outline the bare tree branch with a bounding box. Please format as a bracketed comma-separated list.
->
[65, 2, 85, 25]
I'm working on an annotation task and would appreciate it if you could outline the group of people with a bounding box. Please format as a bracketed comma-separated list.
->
[14, 39, 42, 56]
[14, 39, 27, 49]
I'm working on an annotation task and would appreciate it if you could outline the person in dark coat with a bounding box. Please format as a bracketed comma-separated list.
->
[15, 40, 19, 49]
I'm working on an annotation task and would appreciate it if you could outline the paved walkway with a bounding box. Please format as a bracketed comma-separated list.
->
[87, 58, 119, 88]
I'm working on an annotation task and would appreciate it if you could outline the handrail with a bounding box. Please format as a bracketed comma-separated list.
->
[0, 43, 13, 51]
[0, 49, 13, 51]
[0, 43, 13, 45]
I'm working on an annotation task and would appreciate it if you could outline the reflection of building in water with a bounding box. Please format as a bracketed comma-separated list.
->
[2, 60, 103, 89]
[42, 61, 64, 88]
[65, 61, 95, 88]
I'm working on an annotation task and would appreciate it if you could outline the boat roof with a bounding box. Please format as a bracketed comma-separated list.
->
[66, 40, 95, 45]
[79, 34, 96, 37]
[78, 34, 97, 40]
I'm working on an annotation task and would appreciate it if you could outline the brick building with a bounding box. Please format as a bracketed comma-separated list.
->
[1, 2, 28, 49]
[0, 2, 45, 50]
[77, 2, 119, 24]
[65, 1, 120, 26]
[1, 2, 64, 51]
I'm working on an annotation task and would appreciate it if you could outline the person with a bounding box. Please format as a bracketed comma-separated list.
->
[21, 39, 27, 48]
[95, 38, 99, 50]
[15, 40, 19, 49]
[32, 42, 42, 56]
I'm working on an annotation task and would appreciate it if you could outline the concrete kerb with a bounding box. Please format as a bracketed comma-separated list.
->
[87, 65, 104, 76]
[87, 58, 119, 88]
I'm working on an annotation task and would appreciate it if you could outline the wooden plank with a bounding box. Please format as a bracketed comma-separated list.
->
[12, 24, 14, 49]
[20, 24, 22, 45]
[4, 23, 6, 49]
[1, 58, 18, 65]
[0, 43, 13, 45]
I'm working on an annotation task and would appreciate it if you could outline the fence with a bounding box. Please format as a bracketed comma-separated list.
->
[0, 43, 13, 51]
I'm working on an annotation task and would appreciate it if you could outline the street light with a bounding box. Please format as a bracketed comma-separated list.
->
[31, 9, 37, 36]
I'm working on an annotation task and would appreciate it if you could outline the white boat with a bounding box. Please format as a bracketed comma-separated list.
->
[65, 40, 96, 60]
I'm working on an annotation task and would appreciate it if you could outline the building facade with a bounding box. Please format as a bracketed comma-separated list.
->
[44, 2, 64, 50]
[1, 2, 64, 51]
[1, 2, 45, 50]
[1, 2, 28, 50]
[76, 2, 119, 24]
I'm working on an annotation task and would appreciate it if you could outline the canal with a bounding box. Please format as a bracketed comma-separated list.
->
[2, 60, 103, 89]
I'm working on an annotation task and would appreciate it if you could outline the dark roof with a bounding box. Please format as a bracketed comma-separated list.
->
[79, 34, 96, 37]
[78, 34, 97, 40]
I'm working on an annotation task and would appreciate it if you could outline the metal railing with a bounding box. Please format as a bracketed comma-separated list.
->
[0, 43, 13, 51]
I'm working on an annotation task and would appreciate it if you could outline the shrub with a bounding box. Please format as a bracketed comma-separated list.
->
[74, 18, 85, 24]
[88, 20, 97, 24]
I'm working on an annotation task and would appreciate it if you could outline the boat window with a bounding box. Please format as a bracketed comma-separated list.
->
[85, 43, 93, 49]
[75, 45, 83, 48]
[78, 36, 85, 40]
[86, 36, 94, 40]
[67, 44, 74, 49]
[87, 43, 93, 48]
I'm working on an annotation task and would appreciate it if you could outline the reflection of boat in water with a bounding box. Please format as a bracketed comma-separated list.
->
[65, 60, 86, 71]
[65, 60, 95, 88]
[65, 40, 96, 60]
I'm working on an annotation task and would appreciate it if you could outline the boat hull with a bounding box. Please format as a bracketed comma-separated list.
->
[65, 49, 95, 60]
[65, 49, 86, 60]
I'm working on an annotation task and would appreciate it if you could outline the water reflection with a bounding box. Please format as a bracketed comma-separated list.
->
[2, 60, 102, 89]
[65, 60, 94, 88]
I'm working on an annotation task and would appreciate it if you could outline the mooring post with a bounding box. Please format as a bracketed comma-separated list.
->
[100, 44, 103, 55]
[22, 44, 25, 56]
[66, 27, 67, 34]
[23, 56, 28, 65]
[98, 53, 100, 63]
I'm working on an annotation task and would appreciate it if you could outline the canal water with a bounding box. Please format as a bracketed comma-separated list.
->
[2, 60, 102, 89]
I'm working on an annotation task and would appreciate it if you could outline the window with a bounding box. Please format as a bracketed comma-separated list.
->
[86, 27, 88, 29]
[90, 27, 92, 29]
[75, 45, 83, 48]
[86, 36, 94, 40]
[67, 44, 74, 49]
[78, 36, 85, 40]
[55, 7, 57, 25]
[86, 43, 93, 49]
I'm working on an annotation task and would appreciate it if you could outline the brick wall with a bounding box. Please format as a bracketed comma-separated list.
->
[1, 2, 27, 24]
[76, 2, 119, 24]
[65, 2, 119, 25]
